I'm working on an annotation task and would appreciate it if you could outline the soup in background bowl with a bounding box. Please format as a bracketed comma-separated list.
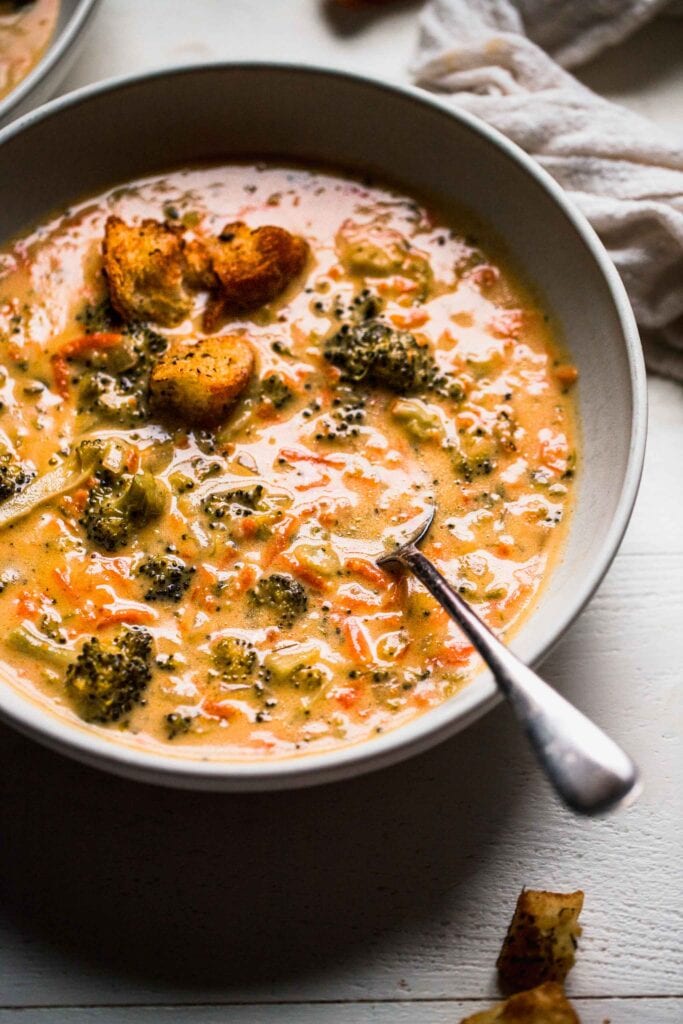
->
[0, 0, 59, 101]
[0, 66, 645, 789]
[0, 0, 101, 127]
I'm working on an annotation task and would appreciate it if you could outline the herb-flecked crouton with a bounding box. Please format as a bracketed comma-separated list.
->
[194, 221, 309, 330]
[496, 890, 584, 992]
[150, 334, 254, 426]
[459, 982, 580, 1023]
[103, 216, 192, 327]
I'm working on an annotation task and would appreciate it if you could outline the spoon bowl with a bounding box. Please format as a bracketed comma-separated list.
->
[377, 506, 640, 815]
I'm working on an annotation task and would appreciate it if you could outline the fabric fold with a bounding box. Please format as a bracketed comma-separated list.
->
[413, 0, 683, 380]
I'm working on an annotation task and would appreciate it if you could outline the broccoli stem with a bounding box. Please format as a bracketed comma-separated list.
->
[6, 625, 72, 669]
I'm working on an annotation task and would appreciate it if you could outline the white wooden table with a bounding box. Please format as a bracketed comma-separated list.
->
[1, 3, 681, 1021]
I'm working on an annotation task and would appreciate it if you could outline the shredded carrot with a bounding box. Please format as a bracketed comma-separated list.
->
[60, 487, 90, 518]
[95, 607, 157, 630]
[219, 546, 240, 569]
[343, 617, 373, 663]
[554, 363, 579, 388]
[14, 590, 44, 622]
[332, 593, 382, 615]
[262, 515, 300, 567]
[345, 557, 391, 589]
[282, 556, 328, 591]
[250, 736, 276, 751]
[56, 332, 124, 358]
[234, 564, 258, 592]
[378, 276, 418, 297]
[294, 473, 330, 491]
[236, 515, 259, 538]
[278, 446, 346, 468]
[390, 309, 429, 330]
[124, 448, 141, 473]
[334, 685, 360, 710]
[52, 566, 78, 599]
[203, 700, 236, 721]
[190, 564, 220, 607]
[435, 642, 475, 667]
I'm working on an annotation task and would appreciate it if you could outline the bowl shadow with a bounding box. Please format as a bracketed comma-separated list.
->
[0, 701, 524, 999]
[321, 0, 423, 39]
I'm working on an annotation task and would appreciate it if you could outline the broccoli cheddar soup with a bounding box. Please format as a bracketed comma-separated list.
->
[0, 0, 59, 101]
[0, 163, 578, 759]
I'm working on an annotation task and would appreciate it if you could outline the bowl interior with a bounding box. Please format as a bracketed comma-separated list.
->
[0, 65, 645, 788]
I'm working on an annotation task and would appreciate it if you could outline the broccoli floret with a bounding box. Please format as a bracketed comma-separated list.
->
[248, 572, 308, 628]
[350, 289, 384, 322]
[315, 393, 367, 442]
[137, 554, 195, 603]
[78, 344, 160, 424]
[65, 626, 153, 723]
[80, 470, 167, 552]
[201, 484, 284, 540]
[453, 455, 495, 482]
[323, 319, 437, 394]
[0, 452, 34, 502]
[165, 712, 194, 739]
[263, 662, 324, 691]
[79, 369, 146, 423]
[202, 484, 265, 522]
[74, 306, 168, 424]
[446, 440, 497, 483]
[259, 373, 293, 410]
[212, 635, 258, 682]
[76, 297, 122, 335]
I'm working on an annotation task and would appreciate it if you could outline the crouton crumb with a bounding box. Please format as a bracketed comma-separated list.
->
[497, 889, 584, 992]
[459, 981, 581, 1023]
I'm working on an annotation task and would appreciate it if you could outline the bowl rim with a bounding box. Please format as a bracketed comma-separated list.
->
[0, 61, 647, 789]
[0, 0, 102, 125]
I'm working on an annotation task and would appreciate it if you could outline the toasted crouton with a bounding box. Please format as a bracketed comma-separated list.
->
[183, 236, 217, 290]
[497, 890, 584, 992]
[460, 982, 580, 1023]
[103, 216, 192, 327]
[198, 221, 309, 330]
[150, 334, 254, 426]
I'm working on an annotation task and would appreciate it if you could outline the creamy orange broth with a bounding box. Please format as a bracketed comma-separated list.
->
[0, 0, 59, 100]
[0, 164, 577, 759]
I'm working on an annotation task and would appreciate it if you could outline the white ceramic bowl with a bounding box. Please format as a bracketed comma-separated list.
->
[0, 0, 101, 127]
[0, 64, 646, 790]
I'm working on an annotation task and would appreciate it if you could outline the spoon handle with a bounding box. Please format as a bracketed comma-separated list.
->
[400, 546, 640, 815]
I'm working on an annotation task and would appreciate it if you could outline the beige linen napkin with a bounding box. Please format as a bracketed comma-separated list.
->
[413, 0, 683, 381]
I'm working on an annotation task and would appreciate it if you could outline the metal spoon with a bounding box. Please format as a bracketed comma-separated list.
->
[377, 506, 640, 815]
